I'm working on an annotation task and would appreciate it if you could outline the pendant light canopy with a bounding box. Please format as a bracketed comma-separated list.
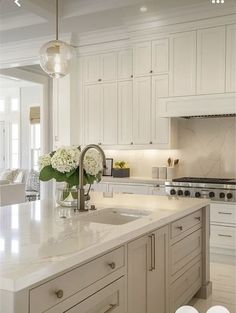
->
[39, 0, 76, 78]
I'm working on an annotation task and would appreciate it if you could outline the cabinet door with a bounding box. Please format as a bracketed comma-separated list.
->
[118, 81, 133, 144]
[226, 24, 236, 92]
[169, 31, 197, 96]
[83, 55, 101, 83]
[84, 84, 102, 144]
[152, 39, 169, 74]
[101, 52, 117, 82]
[118, 49, 133, 80]
[108, 183, 149, 195]
[101, 83, 117, 145]
[147, 226, 168, 313]
[151, 74, 170, 145]
[133, 77, 151, 144]
[127, 226, 168, 313]
[133, 42, 152, 77]
[197, 26, 226, 94]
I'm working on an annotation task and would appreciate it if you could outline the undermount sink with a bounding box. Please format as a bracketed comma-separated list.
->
[78, 207, 151, 225]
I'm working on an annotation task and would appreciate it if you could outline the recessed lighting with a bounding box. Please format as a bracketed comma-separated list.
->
[140, 6, 148, 12]
[14, 0, 21, 7]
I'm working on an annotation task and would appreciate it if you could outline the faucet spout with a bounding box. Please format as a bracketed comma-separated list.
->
[76, 144, 106, 212]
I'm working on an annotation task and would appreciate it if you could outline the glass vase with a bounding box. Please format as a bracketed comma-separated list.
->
[56, 184, 90, 208]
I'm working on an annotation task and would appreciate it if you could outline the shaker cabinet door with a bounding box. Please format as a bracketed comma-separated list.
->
[226, 24, 236, 92]
[152, 39, 169, 74]
[133, 77, 151, 144]
[101, 52, 117, 82]
[133, 42, 152, 77]
[197, 26, 226, 94]
[83, 55, 101, 83]
[169, 31, 197, 96]
[118, 49, 133, 80]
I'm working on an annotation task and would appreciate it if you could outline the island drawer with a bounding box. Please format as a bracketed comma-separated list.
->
[170, 260, 202, 313]
[170, 229, 202, 275]
[171, 210, 202, 239]
[29, 246, 125, 313]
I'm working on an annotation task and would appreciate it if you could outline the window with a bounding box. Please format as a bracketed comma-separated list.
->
[11, 98, 19, 112]
[31, 124, 41, 170]
[0, 99, 5, 112]
[11, 123, 19, 168]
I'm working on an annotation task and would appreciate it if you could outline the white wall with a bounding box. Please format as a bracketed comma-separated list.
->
[20, 85, 43, 169]
[105, 117, 236, 179]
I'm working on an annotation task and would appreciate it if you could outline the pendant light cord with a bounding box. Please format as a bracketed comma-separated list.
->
[56, 0, 59, 40]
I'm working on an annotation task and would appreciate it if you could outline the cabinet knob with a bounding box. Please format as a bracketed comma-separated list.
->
[195, 216, 201, 221]
[130, 142, 134, 145]
[108, 262, 116, 270]
[150, 70, 153, 74]
[131, 75, 133, 78]
[55, 289, 64, 299]
[149, 141, 153, 144]
[98, 78, 102, 82]
[176, 226, 183, 231]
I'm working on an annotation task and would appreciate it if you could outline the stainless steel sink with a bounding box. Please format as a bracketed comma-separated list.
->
[78, 207, 151, 225]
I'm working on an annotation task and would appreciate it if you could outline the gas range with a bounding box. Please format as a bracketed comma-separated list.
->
[165, 177, 236, 202]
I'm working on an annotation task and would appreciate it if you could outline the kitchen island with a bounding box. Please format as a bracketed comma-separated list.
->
[0, 192, 212, 313]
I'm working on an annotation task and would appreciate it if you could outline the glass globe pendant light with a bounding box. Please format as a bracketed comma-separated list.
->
[39, 0, 76, 78]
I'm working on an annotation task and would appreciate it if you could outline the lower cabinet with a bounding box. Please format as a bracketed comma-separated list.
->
[127, 226, 168, 313]
[47, 277, 125, 313]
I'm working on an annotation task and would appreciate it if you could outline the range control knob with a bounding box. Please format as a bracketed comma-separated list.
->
[219, 192, 225, 199]
[170, 189, 176, 195]
[177, 190, 183, 196]
[209, 192, 215, 198]
[227, 193, 233, 200]
[184, 190, 190, 197]
[195, 192, 201, 198]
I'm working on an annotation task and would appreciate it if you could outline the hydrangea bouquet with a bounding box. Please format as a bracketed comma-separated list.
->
[39, 146, 103, 205]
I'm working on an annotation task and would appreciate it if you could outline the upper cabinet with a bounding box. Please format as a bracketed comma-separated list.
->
[83, 52, 117, 83]
[133, 42, 152, 77]
[197, 26, 226, 94]
[133, 39, 169, 77]
[169, 31, 197, 96]
[118, 49, 133, 80]
[226, 24, 236, 92]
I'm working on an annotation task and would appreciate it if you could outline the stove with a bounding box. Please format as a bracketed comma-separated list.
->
[165, 177, 236, 202]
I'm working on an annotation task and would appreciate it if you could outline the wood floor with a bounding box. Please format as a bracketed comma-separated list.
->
[190, 255, 236, 313]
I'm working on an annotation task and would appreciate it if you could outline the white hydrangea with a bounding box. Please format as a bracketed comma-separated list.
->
[51, 146, 80, 173]
[83, 149, 103, 176]
[39, 154, 51, 169]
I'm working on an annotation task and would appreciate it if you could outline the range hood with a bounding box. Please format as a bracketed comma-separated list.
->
[158, 93, 236, 118]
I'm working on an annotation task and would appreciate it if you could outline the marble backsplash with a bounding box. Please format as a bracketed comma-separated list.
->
[105, 117, 236, 179]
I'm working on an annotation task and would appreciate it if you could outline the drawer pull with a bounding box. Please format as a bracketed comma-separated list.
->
[195, 216, 201, 221]
[55, 289, 64, 299]
[218, 234, 232, 238]
[176, 226, 183, 231]
[108, 262, 116, 270]
[218, 212, 232, 215]
[104, 304, 118, 313]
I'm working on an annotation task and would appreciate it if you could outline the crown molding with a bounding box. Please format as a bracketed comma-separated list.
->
[0, 13, 46, 31]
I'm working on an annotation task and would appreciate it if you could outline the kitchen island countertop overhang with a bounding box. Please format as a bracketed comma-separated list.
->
[0, 192, 210, 293]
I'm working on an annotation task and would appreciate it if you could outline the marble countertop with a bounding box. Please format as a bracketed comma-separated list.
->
[0, 193, 209, 292]
[101, 176, 169, 185]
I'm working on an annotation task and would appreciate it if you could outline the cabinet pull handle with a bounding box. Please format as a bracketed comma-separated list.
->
[148, 234, 155, 271]
[104, 304, 118, 313]
[176, 226, 183, 231]
[218, 212, 232, 215]
[195, 216, 201, 221]
[218, 234, 232, 238]
[122, 192, 133, 194]
[152, 234, 156, 270]
[108, 262, 116, 269]
[148, 235, 153, 271]
[55, 289, 64, 299]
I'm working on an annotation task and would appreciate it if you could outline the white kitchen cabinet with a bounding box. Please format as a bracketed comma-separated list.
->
[169, 31, 197, 96]
[118, 49, 133, 80]
[108, 183, 151, 195]
[133, 42, 152, 77]
[84, 84, 102, 144]
[102, 83, 117, 145]
[127, 226, 168, 313]
[118, 80, 133, 145]
[197, 26, 226, 94]
[83, 52, 117, 83]
[84, 83, 117, 145]
[133, 76, 151, 144]
[226, 24, 236, 92]
[152, 39, 169, 74]
[151, 74, 170, 145]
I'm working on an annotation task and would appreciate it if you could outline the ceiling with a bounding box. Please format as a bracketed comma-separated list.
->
[0, 0, 235, 44]
[0, 75, 38, 88]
